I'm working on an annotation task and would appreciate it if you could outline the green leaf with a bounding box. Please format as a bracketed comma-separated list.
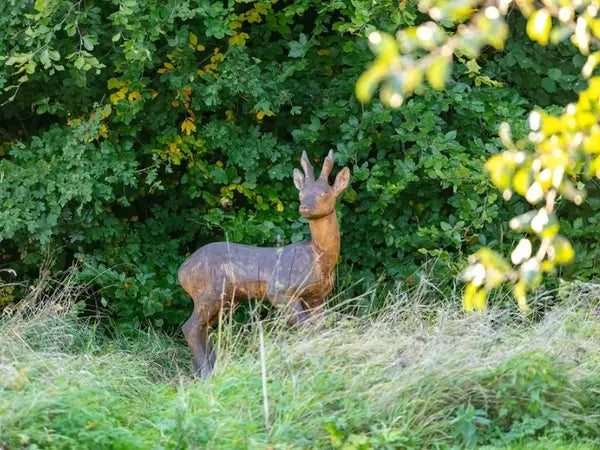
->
[547, 68, 562, 80]
[74, 56, 85, 69]
[25, 60, 37, 74]
[40, 49, 51, 69]
[541, 78, 556, 92]
[34, 0, 46, 13]
[289, 34, 308, 58]
[83, 37, 95, 51]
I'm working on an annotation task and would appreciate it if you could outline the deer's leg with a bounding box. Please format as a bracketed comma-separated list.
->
[196, 323, 215, 378]
[289, 299, 309, 325]
[183, 296, 221, 378]
[182, 312, 207, 377]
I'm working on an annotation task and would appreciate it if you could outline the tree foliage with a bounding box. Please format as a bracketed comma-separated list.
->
[1, 0, 599, 325]
[358, 0, 600, 311]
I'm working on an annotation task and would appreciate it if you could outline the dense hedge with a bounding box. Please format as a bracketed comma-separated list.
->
[1, 1, 598, 326]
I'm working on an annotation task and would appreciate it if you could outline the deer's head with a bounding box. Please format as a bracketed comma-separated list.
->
[293, 150, 350, 219]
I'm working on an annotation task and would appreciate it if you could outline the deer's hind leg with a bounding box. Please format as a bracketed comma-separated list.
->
[182, 313, 205, 377]
[182, 290, 221, 378]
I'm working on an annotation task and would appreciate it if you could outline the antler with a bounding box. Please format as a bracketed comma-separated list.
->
[319, 150, 334, 180]
[301, 151, 315, 180]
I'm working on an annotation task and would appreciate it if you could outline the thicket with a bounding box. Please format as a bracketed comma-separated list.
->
[1, 0, 599, 326]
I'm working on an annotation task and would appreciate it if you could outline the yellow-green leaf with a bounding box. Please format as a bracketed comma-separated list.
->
[551, 235, 575, 264]
[34, 0, 46, 13]
[473, 288, 487, 311]
[181, 118, 196, 135]
[513, 281, 529, 312]
[485, 154, 513, 190]
[526, 9, 552, 45]
[426, 57, 451, 90]
[473, 248, 511, 273]
[463, 283, 477, 312]
[229, 32, 249, 46]
[513, 167, 531, 196]
[355, 62, 387, 103]
[107, 78, 126, 89]
[582, 52, 600, 78]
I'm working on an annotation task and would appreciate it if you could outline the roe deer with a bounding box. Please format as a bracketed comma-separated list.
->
[178, 150, 350, 377]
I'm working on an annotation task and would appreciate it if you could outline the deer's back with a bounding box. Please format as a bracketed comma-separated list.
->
[178, 241, 325, 302]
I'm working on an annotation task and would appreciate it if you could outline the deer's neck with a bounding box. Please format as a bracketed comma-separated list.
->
[308, 212, 340, 275]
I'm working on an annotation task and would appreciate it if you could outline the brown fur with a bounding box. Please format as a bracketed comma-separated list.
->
[178, 150, 350, 377]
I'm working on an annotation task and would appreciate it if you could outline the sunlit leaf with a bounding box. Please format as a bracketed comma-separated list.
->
[355, 63, 387, 103]
[526, 9, 552, 45]
[472, 287, 487, 311]
[181, 118, 196, 135]
[550, 235, 575, 264]
[426, 57, 451, 90]
[512, 167, 531, 196]
[485, 154, 513, 190]
[513, 281, 529, 312]
[463, 283, 477, 312]
[471, 248, 511, 273]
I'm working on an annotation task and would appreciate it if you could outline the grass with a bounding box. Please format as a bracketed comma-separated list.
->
[1, 274, 600, 449]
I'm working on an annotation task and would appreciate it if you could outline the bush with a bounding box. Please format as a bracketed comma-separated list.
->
[1, 1, 599, 325]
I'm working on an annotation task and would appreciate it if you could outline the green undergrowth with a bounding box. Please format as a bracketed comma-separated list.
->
[1, 279, 600, 449]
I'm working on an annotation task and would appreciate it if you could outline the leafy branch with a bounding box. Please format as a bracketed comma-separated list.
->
[357, 0, 600, 311]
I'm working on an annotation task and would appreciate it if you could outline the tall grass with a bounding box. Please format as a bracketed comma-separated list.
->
[1, 273, 600, 449]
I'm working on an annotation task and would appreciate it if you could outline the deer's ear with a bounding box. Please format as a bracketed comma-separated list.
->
[293, 168, 305, 190]
[333, 167, 350, 197]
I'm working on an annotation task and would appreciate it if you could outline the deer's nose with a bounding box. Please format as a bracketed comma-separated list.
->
[299, 205, 309, 214]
